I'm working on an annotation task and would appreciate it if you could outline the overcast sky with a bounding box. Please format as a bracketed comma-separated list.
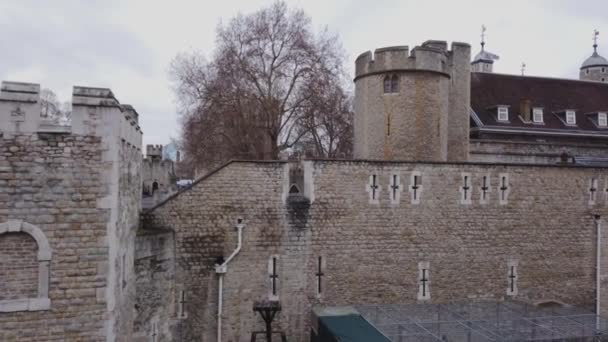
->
[1, 0, 606, 146]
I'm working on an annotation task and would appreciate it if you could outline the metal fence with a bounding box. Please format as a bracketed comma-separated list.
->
[356, 301, 608, 341]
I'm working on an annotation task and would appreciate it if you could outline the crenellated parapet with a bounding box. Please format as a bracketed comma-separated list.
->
[146, 144, 163, 159]
[355, 41, 470, 81]
[0, 81, 43, 133]
[0, 80, 142, 149]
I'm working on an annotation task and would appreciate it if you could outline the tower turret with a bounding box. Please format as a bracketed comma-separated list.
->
[146, 144, 163, 161]
[353, 40, 471, 162]
[580, 30, 608, 83]
[471, 25, 499, 73]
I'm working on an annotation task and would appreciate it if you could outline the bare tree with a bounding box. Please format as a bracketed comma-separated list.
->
[40, 88, 71, 124]
[40, 88, 60, 118]
[170, 1, 351, 171]
[296, 79, 353, 158]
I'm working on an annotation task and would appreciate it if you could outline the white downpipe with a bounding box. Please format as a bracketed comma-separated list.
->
[596, 215, 602, 331]
[215, 220, 245, 342]
[217, 275, 223, 342]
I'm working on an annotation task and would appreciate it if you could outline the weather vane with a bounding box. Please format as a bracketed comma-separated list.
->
[594, 29, 600, 52]
[481, 25, 487, 50]
[521, 62, 526, 76]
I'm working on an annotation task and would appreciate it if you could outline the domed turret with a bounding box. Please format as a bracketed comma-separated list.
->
[471, 25, 499, 73]
[581, 53, 608, 69]
[580, 30, 608, 83]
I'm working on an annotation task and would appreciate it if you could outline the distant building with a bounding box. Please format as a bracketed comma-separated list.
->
[142, 144, 176, 208]
[162, 141, 180, 162]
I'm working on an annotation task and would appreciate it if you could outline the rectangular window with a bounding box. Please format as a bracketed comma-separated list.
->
[532, 108, 543, 123]
[599, 112, 607, 127]
[566, 110, 576, 125]
[497, 106, 509, 121]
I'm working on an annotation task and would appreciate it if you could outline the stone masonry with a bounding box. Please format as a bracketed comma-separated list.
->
[354, 41, 471, 162]
[143, 159, 608, 341]
[0, 81, 142, 341]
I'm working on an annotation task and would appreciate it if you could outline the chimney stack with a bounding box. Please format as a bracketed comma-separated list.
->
[520, 99, 531, 122]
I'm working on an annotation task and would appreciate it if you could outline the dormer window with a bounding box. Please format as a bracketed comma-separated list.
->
[599, 112, 607, 127]
[497, 106, 509, 122]
[566, 110, 576, 125]
[532, 108, 543, 123]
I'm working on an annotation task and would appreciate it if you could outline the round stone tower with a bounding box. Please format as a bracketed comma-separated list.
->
[353, 40, 471, 162]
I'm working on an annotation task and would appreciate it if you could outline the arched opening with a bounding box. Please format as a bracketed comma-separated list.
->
[289, 184, 300, 194]
[152, 181, 159, 193]
[535, 300, 566, 309]
[0, 233, 38, 300]
[0, 220, 51, 312]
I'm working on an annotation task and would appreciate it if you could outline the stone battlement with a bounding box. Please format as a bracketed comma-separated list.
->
[0, 81, 142, 149]
[146, 144, 163, 158]
[355, 40, 470, 79]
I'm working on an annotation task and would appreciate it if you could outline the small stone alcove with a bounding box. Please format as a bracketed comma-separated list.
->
[0, 220, 52, 312]
[283, 162, 312, 229]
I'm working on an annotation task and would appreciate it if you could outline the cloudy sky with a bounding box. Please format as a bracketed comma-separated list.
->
[1, 0, 606, 146]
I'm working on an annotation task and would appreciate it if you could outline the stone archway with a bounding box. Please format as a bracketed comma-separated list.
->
[0, 220, 51, 312]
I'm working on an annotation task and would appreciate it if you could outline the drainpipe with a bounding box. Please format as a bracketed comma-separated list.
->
[595, 215, 602, 330]
[215, 218, 245, 342]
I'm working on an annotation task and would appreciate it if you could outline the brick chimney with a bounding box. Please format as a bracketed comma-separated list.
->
[520, 99, 531, 122]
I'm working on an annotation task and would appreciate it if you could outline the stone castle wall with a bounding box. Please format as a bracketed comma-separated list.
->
[142, 158, 174, 195]
[0, 81, 142, 341]
[144, 160, 608, 341]
[133, 229, 175, 342]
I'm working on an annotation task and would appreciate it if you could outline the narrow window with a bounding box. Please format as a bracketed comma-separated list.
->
[532, 108, 543, 123]
[390, 75, 399, 93]
[507, 260, 518, 296]
[418, 261, 430, 300]
[315, 256, 324, 297]
[590, 178, 598, 205]
[499, 173, 510, 205]
[268, 256, 279, 299]
[602, 67, 606, 73]
[121, 254, 127, 290]
[480, 174, 491, 204]
[599, 113, 608, 127]
[460, 173, 472, 205]
[586, 69, 590, 75]
[367, 174, 380, 204]
[566, 110, 576, 125]
[178, 290, 187, 319]
[497, 106, 509, 122]
[409, 172, 422, 204]
[389, 174, 401, 204]
[386, 114, 391, 136]
[383, 76, 391, 93]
